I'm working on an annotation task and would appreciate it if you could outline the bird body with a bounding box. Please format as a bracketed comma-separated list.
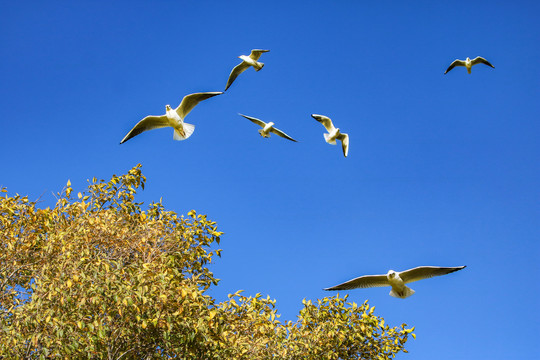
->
[225, 49, 270, 91]
[324, 266, 466, 299]
[238, 54, 264, 71]
[164, 104, 188, 139]
[464, 57, 473, 74]
[324, 127, 341, 145]
[239, 114, 297, 142]
[260, 121, 276, 138]
[120, 92, 222, 144]
[444, 56, 494, 74]
[311, 114, 349, 157]
[386, 270, 415, 299]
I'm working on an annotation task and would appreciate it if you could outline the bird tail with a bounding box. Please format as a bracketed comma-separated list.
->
[389, 286, 415, 299]
[258, 129, 269, 138]
[467, 68, 472, 74]
[324, 133, 336, 145]
[173, 123, 195, 141]
[254, 62, 264, 71]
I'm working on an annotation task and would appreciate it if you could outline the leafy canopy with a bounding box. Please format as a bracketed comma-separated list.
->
[0, 165, 414, 359]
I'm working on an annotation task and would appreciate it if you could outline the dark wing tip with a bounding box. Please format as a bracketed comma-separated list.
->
[448, 265, 467, 274]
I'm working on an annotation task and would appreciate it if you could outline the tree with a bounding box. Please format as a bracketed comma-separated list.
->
[0, 165, 414, 359]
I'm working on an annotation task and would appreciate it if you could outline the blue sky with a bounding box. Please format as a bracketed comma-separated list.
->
[1, 1, 539, 358]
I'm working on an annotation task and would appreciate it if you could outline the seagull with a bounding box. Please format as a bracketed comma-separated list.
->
[225, 49, 270, 91]
[120, 92, 223, 144]
[311, 114, 349, 157]
[239, 114, 298, 142]
[324, 266, 466, 299]
[444, 56, 495, 74]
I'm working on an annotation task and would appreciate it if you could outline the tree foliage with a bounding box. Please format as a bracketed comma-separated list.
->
[0, 165, 414, 359]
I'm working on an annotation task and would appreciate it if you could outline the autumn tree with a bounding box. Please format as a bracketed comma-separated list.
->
[0, 165, 414, 359]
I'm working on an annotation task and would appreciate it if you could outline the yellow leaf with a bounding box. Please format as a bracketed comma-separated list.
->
[67, 179, 71, 187]
[78, 192, 82, 199]
[412, 333, 416, 339]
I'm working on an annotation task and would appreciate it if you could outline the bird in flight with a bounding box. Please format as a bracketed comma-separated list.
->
[444, 56, 495, 74]
[225, 49, 270, 91]
[311, 114, 349, 157]
[239, 114, 297, 142]
[120, 92, 223, 144]
[324, 266, 466, 299]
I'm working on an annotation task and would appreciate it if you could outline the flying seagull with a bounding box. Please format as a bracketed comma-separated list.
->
[311, 114, 349, 157]
[324, 266, 466, 299]
[239, 114, 297, 142]
[120, 92, 223, 144]
[225, 49, 270, 91]
[444, 56, 495, 74]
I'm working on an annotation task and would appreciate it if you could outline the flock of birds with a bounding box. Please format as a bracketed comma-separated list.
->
[121, 49, 495, 299]
[119, 49, 352, 157]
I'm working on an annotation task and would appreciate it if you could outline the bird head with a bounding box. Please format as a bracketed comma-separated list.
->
[387, 270, 396, 279]
[165, 105, 172, 111]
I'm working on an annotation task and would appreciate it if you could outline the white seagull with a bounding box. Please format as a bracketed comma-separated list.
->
[311, 114, 349, 157]
[120, 92, 223, 144]
[444, 56, 495, 74]
[239, 114, 298, 142]
[225, 49, 270, 91]
[324, 266, 466, 299]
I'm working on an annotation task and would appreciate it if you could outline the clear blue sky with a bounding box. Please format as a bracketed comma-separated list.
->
[1, 1, 539, 358]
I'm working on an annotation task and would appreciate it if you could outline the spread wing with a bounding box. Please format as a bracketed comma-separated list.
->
[120, 115, 169, 144]
[311, 114, 336, 133]
[399, 266, 466, 284]
[324, 274, 389, 291]
[270, 126, 298, 142]
[249, 49, 270, 61]
[239, 113, 267, 128]
[225, 62, 250, 91]
[175, 92, 223, 119]
[337, 133, 349, 157]
[471, 56, 494, 68]
[444, 59, 466, 74]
